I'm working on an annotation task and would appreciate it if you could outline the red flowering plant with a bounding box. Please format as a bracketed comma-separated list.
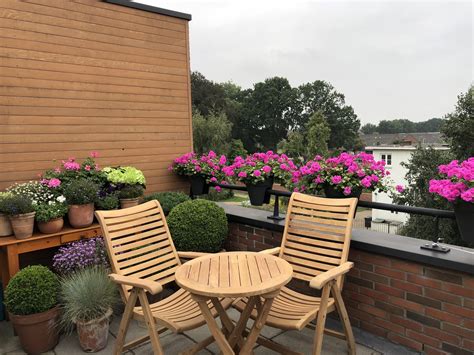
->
[290, 152, 390, 196]
[429, 158, 474, 203]
[222, 151, 298, 186]
[42, 151, 106, 193]
[169, 151, 227, 190]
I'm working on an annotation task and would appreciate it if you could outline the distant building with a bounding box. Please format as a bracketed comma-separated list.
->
[362, 132, 449, 231]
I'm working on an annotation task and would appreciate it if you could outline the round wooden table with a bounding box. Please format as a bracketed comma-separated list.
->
[175, 251, 293, 355]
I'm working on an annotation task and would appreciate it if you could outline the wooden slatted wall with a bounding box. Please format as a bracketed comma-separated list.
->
[0, 0, 193, 192]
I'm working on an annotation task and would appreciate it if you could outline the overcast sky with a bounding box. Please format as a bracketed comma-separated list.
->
[138, 0, 472, 125]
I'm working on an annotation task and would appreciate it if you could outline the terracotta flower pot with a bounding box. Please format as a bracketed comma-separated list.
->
[76, 308, 112, 352]
[0, 213, 13, 237]
[68, 203, 94, 228]
[37, 217, 64, 234]
[9, 212, 35, 240]
[120, 198, 139, 209]
[9, 306, 60, 354]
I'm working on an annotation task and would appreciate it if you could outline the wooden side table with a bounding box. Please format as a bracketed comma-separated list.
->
[0, 224, 100, 287]
[175, 251, 293, 355]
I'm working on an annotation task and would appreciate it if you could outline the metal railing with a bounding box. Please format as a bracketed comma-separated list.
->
[203, 182, 456, 252]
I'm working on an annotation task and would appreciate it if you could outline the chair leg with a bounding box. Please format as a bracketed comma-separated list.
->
[312, 282, 331, 355]
[137, 290, 164, 355]
[114, 289, 138, 355]
[332, 283, 356, 355]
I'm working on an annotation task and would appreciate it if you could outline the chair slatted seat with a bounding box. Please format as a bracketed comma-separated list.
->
[233, 193, 357, 355]
[96, 200, 232, 355]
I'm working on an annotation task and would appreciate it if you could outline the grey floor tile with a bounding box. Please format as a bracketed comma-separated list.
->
[54, 331, 126, 355]
[0, 321, 22, 354]
[132, 332, 195, 355]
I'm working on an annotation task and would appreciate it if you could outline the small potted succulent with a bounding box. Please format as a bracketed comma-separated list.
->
[64, 179, 99, 228]
[60, 267, 119, 352]
[4, 265, 60, 354]
[0, 195, 36, 239]
[102, 166, 146, 208]
[429, 157, 474, 243]
[170, 151, 227, 195]
[95, 193, 120, 211]
[0, 192, 13, 236]
[35, 202, 68, 234]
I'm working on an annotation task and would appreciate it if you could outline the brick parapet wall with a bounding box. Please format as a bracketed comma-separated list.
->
[226, 222, 474, 355]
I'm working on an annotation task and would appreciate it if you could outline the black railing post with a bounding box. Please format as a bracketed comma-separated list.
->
[267, 194, 285, 221]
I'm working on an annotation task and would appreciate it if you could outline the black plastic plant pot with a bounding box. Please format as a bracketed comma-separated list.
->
[190, 175, 209, 196]
[453, 200, 474, 243]
[323, 184, 362, 199]
[246, 178, 274, 206]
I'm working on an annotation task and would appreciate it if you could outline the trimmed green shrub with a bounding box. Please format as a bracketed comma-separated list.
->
[142, 192, 190, 215]
[167, 199, 228, 252]
[4, 265, 59, 315]
[0, 195, 35, 216]
[63, 179, 98, 205]
[118, 184, 144, 199]
[95, 194, 119, 210]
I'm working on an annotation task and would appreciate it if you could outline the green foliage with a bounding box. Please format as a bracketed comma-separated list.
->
[142, 191, 190, 215]
[392, 147, 465, 246]
[0, 195, 35, 216]
[441, 85, 474, 160]
[277, 131, 307, 160]
[306, 111, 330, 158]
[118, 184, 144, 199]
[103, 166, 146, 186]
[95, 194, 120, 210]
[7, 181, 56, 206]
[59, 267, 119, 329]
[228, 139, 248, 161]
[167, 199, 228, 252]
[63, 179, 98, 205]
[202, 188, 234, 202]
[191, 71, 227, 116]
[35, 203, 68, 222]
[361, 118, 446, 134]
[193, 111, 232, 155]
[4, 265, 59, 315]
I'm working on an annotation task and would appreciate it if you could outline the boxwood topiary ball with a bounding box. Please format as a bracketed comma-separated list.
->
[142, 191, 190, 215]
[4, 265, 59, 316]
[167, 199, 228, 252]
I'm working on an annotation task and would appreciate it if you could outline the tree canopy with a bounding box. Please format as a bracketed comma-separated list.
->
[361, 118, 445, 134]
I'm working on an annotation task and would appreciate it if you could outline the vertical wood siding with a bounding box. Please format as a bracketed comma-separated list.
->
[0, 0, 193, 192]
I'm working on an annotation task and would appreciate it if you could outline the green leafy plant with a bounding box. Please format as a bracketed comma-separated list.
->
[95, 194, 120, 210]
[142, 192, 190, 215]
[0, 195, 35, 216]
[103, 166, 146, 186]
[63, 179, 99, 205]
[35, 203, 68, 222]
[7, 181, 56, 206]
[167, 199, 228, 252]
[118, 184, 144, 199]
[59, 267, 119, 330]
[4, 265, 59, 315]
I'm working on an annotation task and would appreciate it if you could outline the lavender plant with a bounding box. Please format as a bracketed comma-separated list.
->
[53, 237, 109, 275]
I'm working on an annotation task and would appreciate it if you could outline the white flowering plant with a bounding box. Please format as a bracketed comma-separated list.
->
[6, 181, 65, 209]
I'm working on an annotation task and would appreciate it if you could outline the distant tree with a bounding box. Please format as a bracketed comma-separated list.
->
[241, 77, 299, 151]
[361, 123, 377, 134]
[392, 147, 465, 246]
[192, 111, 232, 155]
[297, 81, 360, 150]
[306, 111, 330, 158]
[441, 85, 474, 160]
[277, 131, 306, 160]
[191, 71, 227, 116]
[228, 139, 248, 161]
[416, 118, 445, 132]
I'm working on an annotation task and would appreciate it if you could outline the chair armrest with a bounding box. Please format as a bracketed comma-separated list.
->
[258, 247, 281, 255]
[177, 251, 209, 260]
[109, 274, 163, 295]
[309, 262, 354, 290]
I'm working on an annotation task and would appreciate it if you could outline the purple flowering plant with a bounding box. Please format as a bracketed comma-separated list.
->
[53, 237, 109, 275]
[429, 158, 474, 203]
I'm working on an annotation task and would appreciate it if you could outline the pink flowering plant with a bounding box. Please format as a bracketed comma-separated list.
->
[429, 158, 474, 203]
[290, 152, 390, 196]
[222, 151, 297, 186]
[169, 151, 227, 184]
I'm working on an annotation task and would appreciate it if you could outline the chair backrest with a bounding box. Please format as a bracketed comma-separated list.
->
[95, 200, 181, 302]
[279, 193, 357, 289]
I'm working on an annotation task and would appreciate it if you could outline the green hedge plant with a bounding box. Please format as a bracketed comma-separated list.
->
[63, 179, 98, 205]
[95, 194, 120, 210]
[142, 192, 190, 215]
[118, 184, 144, 199]
[4, 265, 59, 315]
[167, 199, 228, 252]
[0, 195, 35, 216]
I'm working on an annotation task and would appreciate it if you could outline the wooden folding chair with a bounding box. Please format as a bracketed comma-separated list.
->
[95, 200, 232, 355]
[233, 192, 358, 355]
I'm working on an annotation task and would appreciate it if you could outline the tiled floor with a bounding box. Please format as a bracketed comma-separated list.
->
[0, 308, 417, 354]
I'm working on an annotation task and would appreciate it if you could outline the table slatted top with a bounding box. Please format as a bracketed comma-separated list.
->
[175, 252, 293, 297]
